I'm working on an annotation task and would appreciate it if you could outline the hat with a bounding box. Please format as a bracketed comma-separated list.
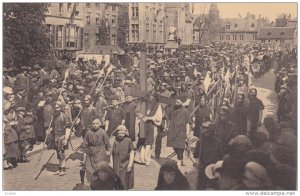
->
[33, 64, 41, 69]
[4, 101, 12, 111]
[84, 95, 92, 101]
[249, 88, 257, 95]
[205, 160, 223, 180]
[228, 135, 253, 158]
[244, 162, 269, 186]
[215, 157, 246, 179]
[3, 86, 13, 95]
[112, 125, 129, 136]
[202, 121, 214, 129]
[16, 107, 26, 112]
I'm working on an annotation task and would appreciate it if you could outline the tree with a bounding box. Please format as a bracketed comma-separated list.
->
[3, 3, 51, 69]
[117, 3, 129, 49]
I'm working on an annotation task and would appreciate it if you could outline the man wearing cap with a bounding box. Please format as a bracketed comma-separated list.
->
[80, 95, 97, 138]
[247, 88, 264, 139]
[167, 95, 190, 168]
[194, 121, 223, 189]
[49, 102, 72, 176]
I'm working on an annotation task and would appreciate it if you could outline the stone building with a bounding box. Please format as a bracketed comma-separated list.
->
[164, 3, 194, 46]
[128, 3, 165, 46]
[257, 27, 297, 44]
[128, 3, 193, 46]
[45, 3, 84, 57]
[82, 3, 119, 52]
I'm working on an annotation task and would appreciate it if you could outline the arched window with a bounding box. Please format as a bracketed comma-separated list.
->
[251, 23, 255, 28]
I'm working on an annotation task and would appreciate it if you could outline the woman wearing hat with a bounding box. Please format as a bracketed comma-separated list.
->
[111, 125, 135, 190]
[155, 160, 191, 190]
[90, 161, 124, 190]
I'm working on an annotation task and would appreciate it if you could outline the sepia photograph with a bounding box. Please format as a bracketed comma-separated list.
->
[2, 1, 298, 192]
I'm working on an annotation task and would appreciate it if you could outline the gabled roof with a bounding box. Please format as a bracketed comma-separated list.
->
[257, 27, 295, 39]
[219, 18, 259, 32]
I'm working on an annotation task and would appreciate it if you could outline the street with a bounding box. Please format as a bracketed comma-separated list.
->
[3, 70, 278, 191]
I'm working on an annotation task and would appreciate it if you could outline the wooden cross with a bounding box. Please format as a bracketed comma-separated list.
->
[124, 51, 175, 138]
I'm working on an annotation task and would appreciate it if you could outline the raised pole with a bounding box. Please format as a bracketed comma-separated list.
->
[138, 45, 147, 139]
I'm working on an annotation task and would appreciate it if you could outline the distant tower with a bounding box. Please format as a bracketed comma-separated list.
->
[208, 3, 220, 41]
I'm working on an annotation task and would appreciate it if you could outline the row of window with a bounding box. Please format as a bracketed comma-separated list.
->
[48, 25, 81, 49]
[86, 3, 116, 11]
[225, 23, 255, 30]
[219, 34, 257, 41]
[86, 14, 116, 26]
[83, 33, 117, 45]
[57, 3, 116, 14]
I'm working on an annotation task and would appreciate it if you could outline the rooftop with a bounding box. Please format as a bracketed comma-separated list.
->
[257, 27, 295, 39]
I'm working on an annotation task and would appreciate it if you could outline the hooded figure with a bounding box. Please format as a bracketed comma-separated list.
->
[90, 162, 124, 190]
[155, 160, 191, 190]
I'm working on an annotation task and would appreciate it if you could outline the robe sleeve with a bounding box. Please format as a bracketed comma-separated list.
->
[150, 104, 163, 126]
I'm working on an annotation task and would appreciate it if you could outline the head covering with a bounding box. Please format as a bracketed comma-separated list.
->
[244, 162, 270, 187]
[205, 160, 223, 180]
[228, 135, 253, 159]
[215, 157, 246, 180]
[112, 125, 129, 136]
[4, 101, 12, 111]
[3, 86, 13, 95]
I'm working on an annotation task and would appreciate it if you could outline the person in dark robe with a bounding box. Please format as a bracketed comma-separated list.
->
[123, 96, 137, 142]
[194, 121, 223, 190]
[232, 93, 248, 135]
[105, 96, 125, 137]
[112, 125, 135, 190]
[247, 88, 264, 140]
[194, 96, 211, 138]
[82, 119, 110, 183]
[167, 95, 190, 168]
[215, 106, 237, 154]
[80, 95, 97, 138]
[90, 162, 124, 190]
[155, 160, 191, 190]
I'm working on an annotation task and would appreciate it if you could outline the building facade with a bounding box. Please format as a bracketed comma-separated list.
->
[164, 3, 193, 45]
[45, 3, 84, 57]
[257, 27, 297, 44]
[128, 3, 193, 46]
[128, 3, 165, 45]
[82, 3, 119, 52]
[218, 14, 260, 43]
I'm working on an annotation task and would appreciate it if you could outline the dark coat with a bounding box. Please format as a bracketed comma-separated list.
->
[167, 107, 190, 149]
[155, 161, 191, 190]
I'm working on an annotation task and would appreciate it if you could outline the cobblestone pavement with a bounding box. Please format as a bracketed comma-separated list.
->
[3, 70, 277, 191]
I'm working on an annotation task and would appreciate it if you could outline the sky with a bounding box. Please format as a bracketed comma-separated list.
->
[193, 3, 297, 21]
